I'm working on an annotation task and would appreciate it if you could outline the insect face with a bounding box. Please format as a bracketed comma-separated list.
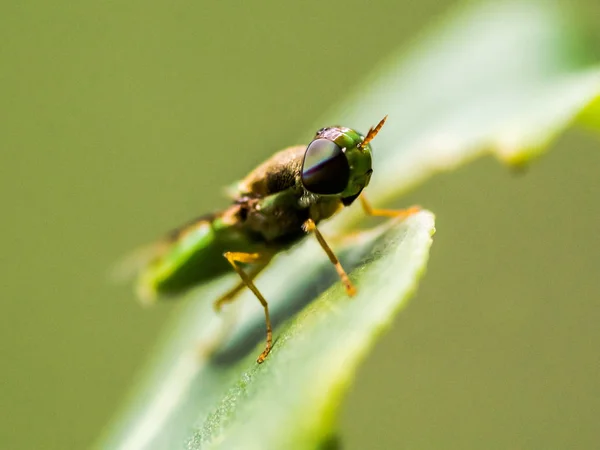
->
[301, 139, 350, 195]
[301, 116, 387, 203]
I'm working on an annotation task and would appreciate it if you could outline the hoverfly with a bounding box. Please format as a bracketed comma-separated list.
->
[121, 116, 418, 363]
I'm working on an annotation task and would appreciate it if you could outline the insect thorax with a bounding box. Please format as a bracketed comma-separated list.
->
[228, 190, 341, 246]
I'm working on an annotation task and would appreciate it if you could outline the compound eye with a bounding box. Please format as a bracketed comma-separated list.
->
[301, 139, 350, 195]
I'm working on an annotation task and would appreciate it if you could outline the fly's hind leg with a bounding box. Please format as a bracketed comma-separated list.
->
[359, 194, 420, 218]
[223, 252, 274, 364]
[303, 219, 356, 297]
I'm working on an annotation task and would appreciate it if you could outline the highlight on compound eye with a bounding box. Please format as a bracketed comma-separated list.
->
[301, 139, 350, 195]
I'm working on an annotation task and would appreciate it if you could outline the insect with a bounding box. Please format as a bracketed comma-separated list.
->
[121, 116, 419, 363]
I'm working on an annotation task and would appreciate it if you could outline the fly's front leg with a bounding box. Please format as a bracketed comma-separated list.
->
[223, 252, 274, 364]
[303, 219, 356, 297]
[359, 194, 420, 218]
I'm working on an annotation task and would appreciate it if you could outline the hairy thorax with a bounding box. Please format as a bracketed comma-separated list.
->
[224, 192, 341, 246]
[225, 144, 344, 245]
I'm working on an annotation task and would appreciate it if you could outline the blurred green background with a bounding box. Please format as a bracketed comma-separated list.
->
[1, 1, 599, 449]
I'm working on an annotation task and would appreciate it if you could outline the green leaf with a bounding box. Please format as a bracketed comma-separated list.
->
[325, 0, 600, 233]
[189, 215, 435, 450]
[99, 215, 435, 450]
[97, 1, 600, 449]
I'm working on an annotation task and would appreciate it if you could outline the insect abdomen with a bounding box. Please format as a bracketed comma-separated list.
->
[137, 218, 258, 301]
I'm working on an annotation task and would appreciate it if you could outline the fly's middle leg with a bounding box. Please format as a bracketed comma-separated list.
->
[223, 251, 273, 364]
[213, 263, 267, 312]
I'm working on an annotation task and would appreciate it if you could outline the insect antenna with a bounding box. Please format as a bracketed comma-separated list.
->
[358, 115, 388, 149]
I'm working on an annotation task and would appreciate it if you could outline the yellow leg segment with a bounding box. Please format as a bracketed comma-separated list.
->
[360, 194, 421, 218]
[304, 219, 356, 297]
[213, 263, 267, 312]
[223, 252, 273, 364]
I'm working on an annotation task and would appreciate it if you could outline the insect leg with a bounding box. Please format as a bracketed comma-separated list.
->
[223, 252, 273, 364]
[303, 219, 356, 296]
[359, 194, 420, 218]
[213, 263, 268, 312]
